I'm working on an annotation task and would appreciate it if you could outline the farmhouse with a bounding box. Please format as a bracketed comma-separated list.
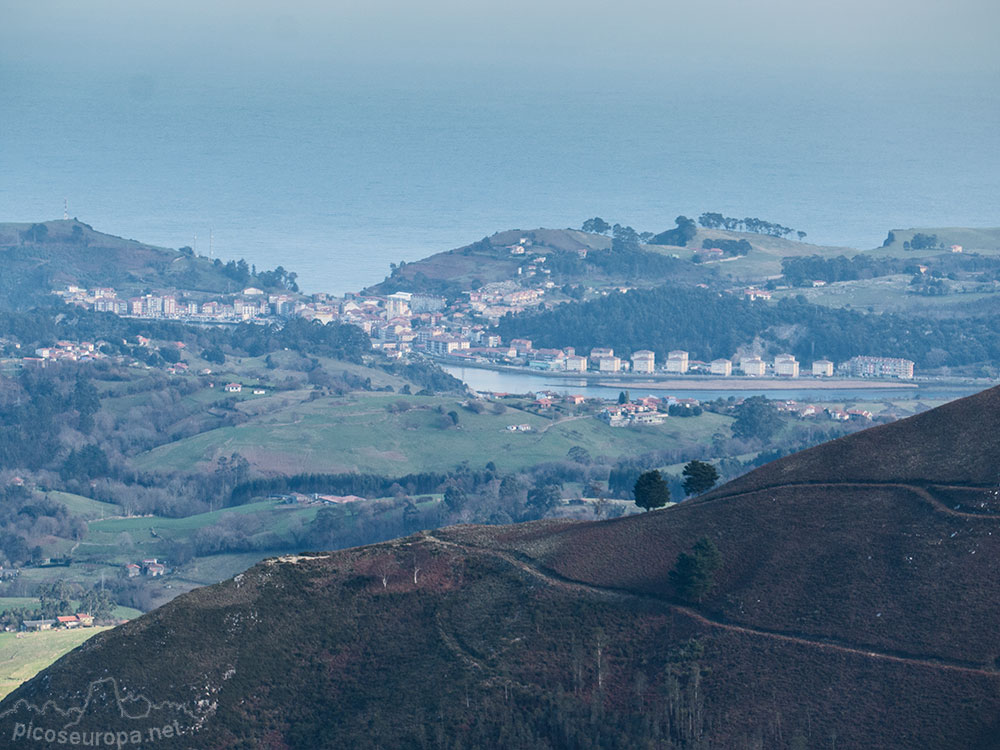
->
[22, 620, 55, 631]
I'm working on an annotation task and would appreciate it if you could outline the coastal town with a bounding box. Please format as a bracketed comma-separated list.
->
[48, 279, 916, 381]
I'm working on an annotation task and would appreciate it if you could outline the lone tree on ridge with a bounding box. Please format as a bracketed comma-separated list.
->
[633, 470, 670, 512]
[682, 460, 719, 496]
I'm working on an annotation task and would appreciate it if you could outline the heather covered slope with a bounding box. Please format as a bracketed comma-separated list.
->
[5, 388, 1000, 748]
[703, 382, 1000, 492]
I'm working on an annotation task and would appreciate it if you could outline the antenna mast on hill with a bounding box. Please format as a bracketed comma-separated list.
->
[193, 234, 197, 254]
[209, 229, 214, 258]
[63, 199, 68, 221]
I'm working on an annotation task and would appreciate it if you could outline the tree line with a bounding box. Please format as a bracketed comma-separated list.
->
[697, 212, 801, 239]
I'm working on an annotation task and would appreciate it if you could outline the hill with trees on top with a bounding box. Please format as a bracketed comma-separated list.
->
[0, 220, 298, 308]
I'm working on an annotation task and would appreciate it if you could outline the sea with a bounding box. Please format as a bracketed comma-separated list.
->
[3, 67, 999, 295]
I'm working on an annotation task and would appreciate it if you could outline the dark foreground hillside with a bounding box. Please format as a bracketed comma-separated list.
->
[4, 388, 1000, 748]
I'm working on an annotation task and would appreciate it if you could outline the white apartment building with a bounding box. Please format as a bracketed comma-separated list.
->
[665, 350, 689, 374]
[710, 358, 732, 376]
[774, 354, 800, 378]
[631, 350, 656, 374]
[812, 359, 834, 377]
[598, 356, 622, 373]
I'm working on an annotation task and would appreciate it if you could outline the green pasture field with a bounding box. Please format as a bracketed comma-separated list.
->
[0, 627, 115, 700]
[130, 391, 734, 476]
[771, 275, 1000, 314]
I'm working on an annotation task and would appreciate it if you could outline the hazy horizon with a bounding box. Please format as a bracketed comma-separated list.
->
[5, 0, 999, 81]
[3, 0, 999, 293]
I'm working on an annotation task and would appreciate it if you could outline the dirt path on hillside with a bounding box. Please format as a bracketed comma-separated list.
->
[694, 481, 1000, 520]
[422, 531, 1000, 679]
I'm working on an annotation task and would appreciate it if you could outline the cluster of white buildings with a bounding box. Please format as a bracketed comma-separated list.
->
[775, 400, 876, 422]
[51, 283, 917, 382]
[466, 281, 549, 321]
[598, 401, 666, 427]
[839, 356, 915, 379]
[504, 346, 913, 380]
[596, 394, 701, 427]
[733, 354, 913, 379]
[27, 340, 104, 365]
[56, 286, 299, 323]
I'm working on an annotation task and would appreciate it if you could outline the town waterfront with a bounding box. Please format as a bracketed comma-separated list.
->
[440, 363, 991, 403]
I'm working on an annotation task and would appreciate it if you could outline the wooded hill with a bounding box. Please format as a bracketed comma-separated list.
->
[495, 283, 1000, 370]
[7, 386, 1000, 748]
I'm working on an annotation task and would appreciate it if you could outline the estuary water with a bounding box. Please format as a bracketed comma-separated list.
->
[3, 68, 999, 294]
[440, 364, 989, 403]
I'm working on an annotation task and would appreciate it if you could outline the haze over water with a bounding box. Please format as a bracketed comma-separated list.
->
[3, 1, 999, 294]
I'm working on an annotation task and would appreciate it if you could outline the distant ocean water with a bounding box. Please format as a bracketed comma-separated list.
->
[3, 69, 999, 294]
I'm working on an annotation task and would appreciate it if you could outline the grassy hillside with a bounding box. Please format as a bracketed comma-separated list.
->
[872, 226, 1000, 257]
[770, 273, 1000, 314]
[131, 391, 732, 476]
[657, 227, 857, 280]
[368, 225, 859, 295]
[7, 387, 1000, 747]
[368, 227, 713, 295]
[0, 628, 114, 700]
